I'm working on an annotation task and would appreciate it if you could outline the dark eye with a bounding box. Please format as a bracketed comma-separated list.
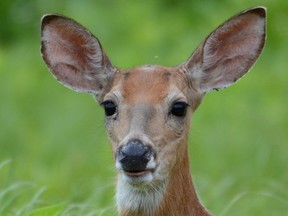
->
[102, 100, 117, 116]
[171, 102, 188, 117]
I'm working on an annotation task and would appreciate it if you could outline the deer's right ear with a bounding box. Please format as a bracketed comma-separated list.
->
[41, 14, 116, 102]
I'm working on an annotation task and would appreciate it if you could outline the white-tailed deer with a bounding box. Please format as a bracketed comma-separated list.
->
[41, 7, 266, 215]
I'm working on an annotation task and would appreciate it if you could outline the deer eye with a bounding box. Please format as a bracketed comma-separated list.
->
[102, 100, 117, 116]
[170, 102, 188, 117]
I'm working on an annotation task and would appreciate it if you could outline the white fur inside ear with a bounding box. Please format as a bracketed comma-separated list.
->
[83, 38, 103, 70]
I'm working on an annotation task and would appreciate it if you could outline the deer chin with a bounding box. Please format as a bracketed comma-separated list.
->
[116, 170, 168, 215]
[116, 165, 168, 215]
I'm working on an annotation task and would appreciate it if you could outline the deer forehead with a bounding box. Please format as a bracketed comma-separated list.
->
[111, 65, 187, 105]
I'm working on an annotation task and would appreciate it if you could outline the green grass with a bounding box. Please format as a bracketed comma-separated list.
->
[1, 0, 288, 215]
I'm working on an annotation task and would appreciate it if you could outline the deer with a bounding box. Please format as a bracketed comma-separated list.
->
[40, 6, 266, 216]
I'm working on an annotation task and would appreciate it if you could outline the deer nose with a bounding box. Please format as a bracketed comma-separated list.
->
[118, 139, 153, 173]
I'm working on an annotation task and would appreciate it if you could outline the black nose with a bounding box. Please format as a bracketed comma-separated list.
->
[118, 139, 152, 172]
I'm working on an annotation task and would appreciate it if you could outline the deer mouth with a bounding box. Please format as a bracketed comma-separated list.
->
[120, 168, 156, 186]
[124, 169, 155, 177]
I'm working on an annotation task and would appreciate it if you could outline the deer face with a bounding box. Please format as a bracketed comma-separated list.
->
[102, 65, 203, 187]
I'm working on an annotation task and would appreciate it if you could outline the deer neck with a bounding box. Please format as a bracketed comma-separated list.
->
[155, 142, 211, 216]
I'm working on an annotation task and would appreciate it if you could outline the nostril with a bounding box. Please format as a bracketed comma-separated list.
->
[118, 148, 127, 162]
[142, 148, 152, 161]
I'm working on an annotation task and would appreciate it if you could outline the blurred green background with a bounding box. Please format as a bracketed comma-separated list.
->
[0, 0, 287, 215]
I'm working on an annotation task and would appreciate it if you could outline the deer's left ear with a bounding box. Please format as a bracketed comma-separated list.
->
[184, 7, 266, 92]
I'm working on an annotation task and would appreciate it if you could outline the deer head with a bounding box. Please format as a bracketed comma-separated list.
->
[41, 7, 266, 215]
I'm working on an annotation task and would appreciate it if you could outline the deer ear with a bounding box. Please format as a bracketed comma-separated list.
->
[41, 14, 116, 102]
[184, 7, 266, 92]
